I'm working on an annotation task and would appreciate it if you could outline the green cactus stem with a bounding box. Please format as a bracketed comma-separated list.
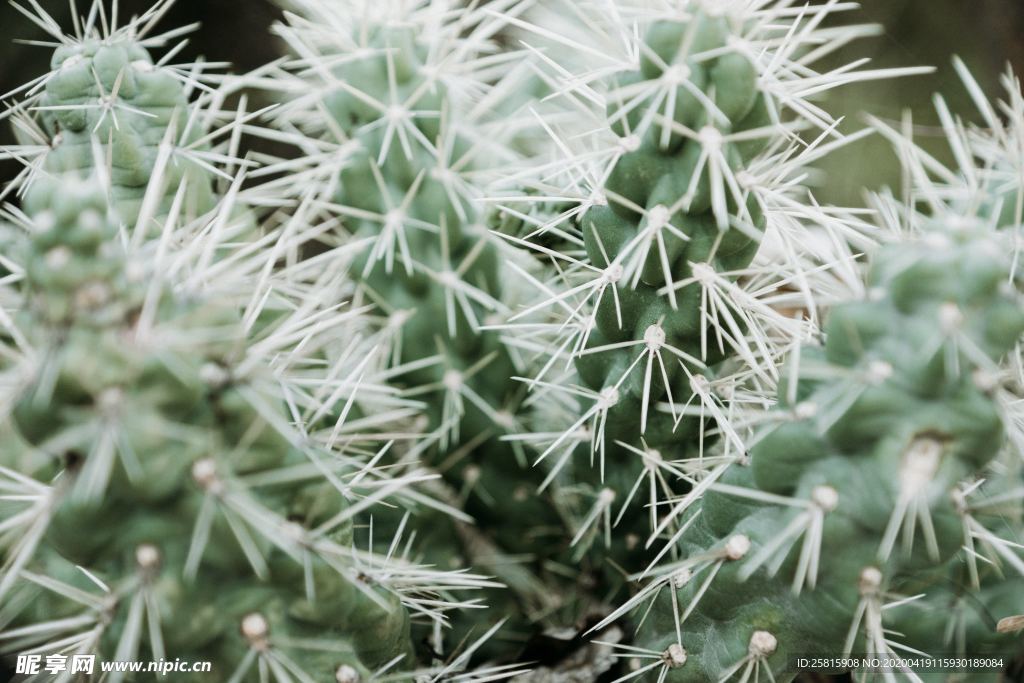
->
[0, 174, 421, 681]
[621, 221, 1024, 682]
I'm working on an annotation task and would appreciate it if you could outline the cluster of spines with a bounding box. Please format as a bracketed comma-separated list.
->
[0, 0, 258, 232]
[244, 0, 588, 657]
[489, 0, 918, 588]
[0, 3, 513, 680]
[613, 221, 1024, 682]
[2, 0, 1024, 680]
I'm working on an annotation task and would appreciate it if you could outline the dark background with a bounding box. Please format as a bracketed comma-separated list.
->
[2, 0, 1024, 205]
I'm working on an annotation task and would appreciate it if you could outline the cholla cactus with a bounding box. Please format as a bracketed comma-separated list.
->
[490, 0, 922, 589]
[4, 0, 1024, 679]
[0, 175, 423, 680]
[248, 0, 578, 655]
[0, 3, 506, 680]
[260, 0, 537, 455]
[612, 218, 1024, 682]
[0, 0, 252, 230]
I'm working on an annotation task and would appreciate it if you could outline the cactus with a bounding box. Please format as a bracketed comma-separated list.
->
[249, 0, 581, 657]
[489, 0, 924, 600]
[262, 0, 531, 463]
[0, 171, 432, 679]
[0, 4, 505, 680]
[0, 0, 253, 230]
[2, 0, 1024, 679]
[607, 213, 1024, 681]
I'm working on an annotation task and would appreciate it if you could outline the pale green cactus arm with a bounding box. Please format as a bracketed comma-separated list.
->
[259, 0, 533, 458]
[0, 3, 508, 680]
[489, 0, 927, 593]
[617, 218, 1024, 682]
[0, 0, 257, 233]
[241, 0, 581, 658]
[0, 173, 421, 681]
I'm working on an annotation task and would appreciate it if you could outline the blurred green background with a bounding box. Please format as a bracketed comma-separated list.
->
[1, 0, 1023, 206]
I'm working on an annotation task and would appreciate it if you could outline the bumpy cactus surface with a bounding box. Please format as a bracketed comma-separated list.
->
[1, 176, 419, 680]
[493, 0, 916, 595]
[3, 0, 1024, 680]
[0, 5, 503, 680]
[616, 219, 1024, 682]
[1, 0, 242, 229]
[254, 0, 577, 656]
